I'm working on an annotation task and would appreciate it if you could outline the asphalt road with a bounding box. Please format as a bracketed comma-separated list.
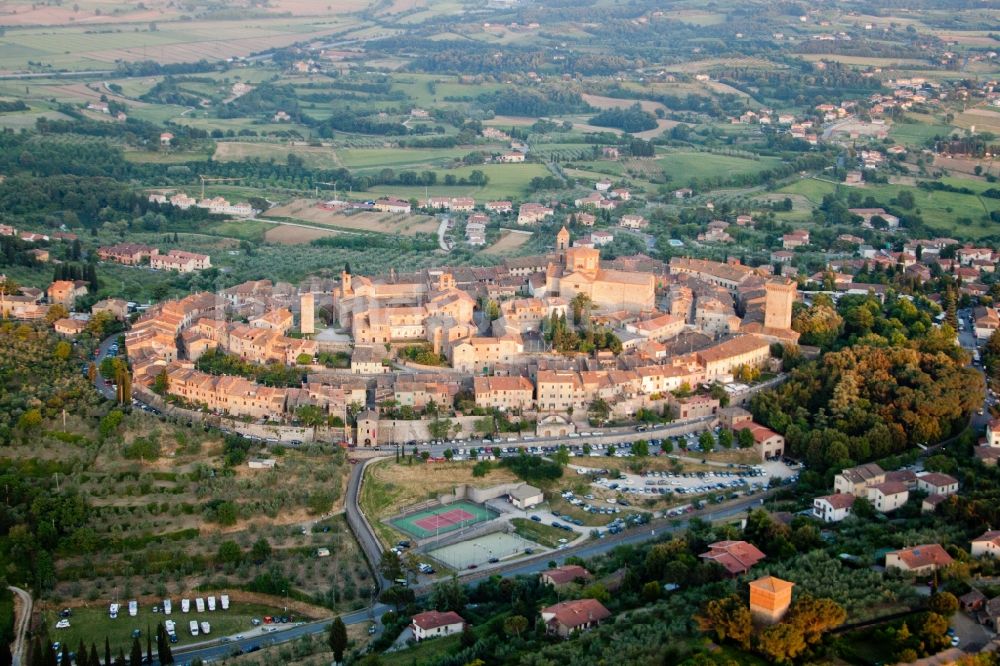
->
[167, 487, 769, 665]
[92, 334, 120, 401]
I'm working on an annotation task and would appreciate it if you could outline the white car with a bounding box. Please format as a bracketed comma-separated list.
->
[55, 620, 71, 629]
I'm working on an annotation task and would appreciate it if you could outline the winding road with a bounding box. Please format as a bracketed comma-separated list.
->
[8, 586, 31, 666]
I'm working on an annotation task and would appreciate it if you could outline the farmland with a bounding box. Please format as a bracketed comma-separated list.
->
[364, 163, 551, 201]
[483, 229, 532, 255]
[657, 151, 785, 184]
[264, 201, 439, 236]
[214, 142, 344, 171]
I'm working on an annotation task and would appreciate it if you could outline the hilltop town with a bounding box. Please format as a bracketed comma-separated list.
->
[6, 0, 1000, 665]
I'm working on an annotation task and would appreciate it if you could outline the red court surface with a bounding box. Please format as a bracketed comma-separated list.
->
[414, 508, 475, 531]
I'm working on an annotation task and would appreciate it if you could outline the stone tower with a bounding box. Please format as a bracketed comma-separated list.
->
[556, 226, 570, 251]
[764, 278, 796, 330]
[300, 292, 315, 335]
[749, 575, 794, 625]
[341, 269, 353, 297]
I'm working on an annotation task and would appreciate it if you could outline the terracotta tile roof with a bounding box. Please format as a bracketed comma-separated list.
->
[889, 544, 953, 570]
[411, 610, 465, 630]
[541, 565, 591, 585]
[817, 493, 856, 510]
[749, 575, 794, 594]
[870, 481, 909, 496]
[700, 540, 766, 575]
[541, 599, 610, 628]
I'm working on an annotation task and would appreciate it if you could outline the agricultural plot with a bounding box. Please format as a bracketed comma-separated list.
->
[264, 200, 439, 236]
[0, 18, 362, 70]
[214, 142, 344, 170]
[264, 224, 340, 244]
[336, 147, 482, 171]
[657, 151, 783, 183]
[365, 163, 550, 201]
[955, 108, 1000, 134]
[483, 229, 532, 255]
[889, 116, 953, 147]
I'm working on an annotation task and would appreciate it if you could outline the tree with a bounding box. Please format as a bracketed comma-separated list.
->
[698, 431, 715, 453]
[718, 429, 734, 449]
[431, 576, 467, 613]
[755, 623, 807, 663]
[633, 439, 649, 457]
[152, 369, 169, 395]
[443, 448, 453, 461]
[738, 428, 755, 449]
[379, 585, 414, 611]
[251, 537, 272, 562]
[474, 416, 495, 436]
[696, 595, 753, 648]
[928, 591, 959, 616]
[216, 540, 242, 566]
[460, 623, 476, 649]
[130, 638, 142, 666]
[786, 596, 847, 644]
[328, 617, 348, 664]
[503, 614, 528, 638]
[641, 581, 661, 602]
[45, 303, 69, 324]
[379, 549, 403, 581]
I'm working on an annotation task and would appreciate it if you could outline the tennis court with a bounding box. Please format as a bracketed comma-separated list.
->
[390, 500, 497, 539]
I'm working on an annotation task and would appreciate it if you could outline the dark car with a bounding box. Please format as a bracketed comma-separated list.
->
[530, 515, 541, 522]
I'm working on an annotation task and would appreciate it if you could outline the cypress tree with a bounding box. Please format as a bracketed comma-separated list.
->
[104, 637, 111, 666]
[129, 637, 141, 666]
[89, 643, 99, 666]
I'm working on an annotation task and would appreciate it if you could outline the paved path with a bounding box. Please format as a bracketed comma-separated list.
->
[8, 586, 31, 666]
[436, 215, 452, 252]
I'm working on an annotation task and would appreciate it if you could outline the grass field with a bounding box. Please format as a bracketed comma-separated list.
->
[365, 163, 550, 200]
[0, 17, 362, 71]
[658, 151, 783, 184]
[890, 116, 953, 147]
[41, 601, 288, 656]
[510, 517, 566, 549]
[776, 176, 1000, 240]
[337, 147, 484, 171]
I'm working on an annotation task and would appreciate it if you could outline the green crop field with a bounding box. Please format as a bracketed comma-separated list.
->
[658, 151, 782, 183]
[890, 117, 953, 147]
[365, 163, 550, 200]
[337, 147, 483, 171]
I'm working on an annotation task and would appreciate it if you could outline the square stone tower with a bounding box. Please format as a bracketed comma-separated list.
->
[300, 292, 315, 335]
[764, 278, 796, 331]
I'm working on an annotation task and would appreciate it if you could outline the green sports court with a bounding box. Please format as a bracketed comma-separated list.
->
[390, 500, 497, 539]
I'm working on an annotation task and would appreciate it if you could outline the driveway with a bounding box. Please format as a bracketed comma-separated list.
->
[951, 611, 993, 653]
